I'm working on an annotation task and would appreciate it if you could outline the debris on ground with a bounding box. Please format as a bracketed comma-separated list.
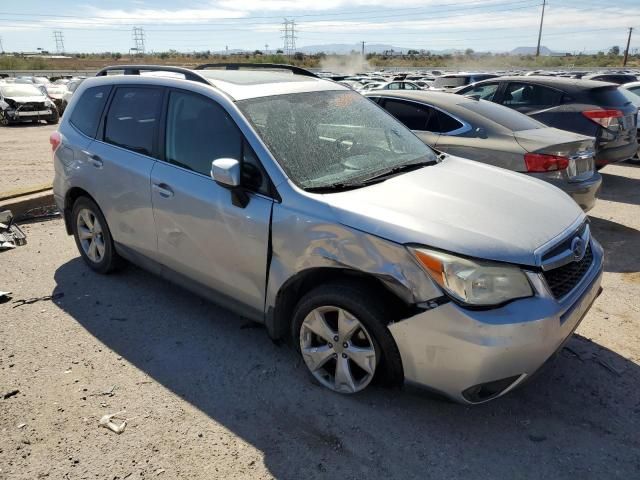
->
[17, 205, 61, 223]
[99, 411, 128, 434]
[0, 291, 11, 304]
[12, 292, 64, 308]
[0, 210, 27, 251]
[3, 389, 20, 399]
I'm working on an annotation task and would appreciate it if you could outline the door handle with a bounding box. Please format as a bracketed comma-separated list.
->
[81, 150, 103, 168]
[152, 183, 174, 198]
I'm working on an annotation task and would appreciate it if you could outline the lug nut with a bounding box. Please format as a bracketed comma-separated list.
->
[343, 342, 348, 349]
[333, 335, 339, 342]
[342, 353, 347, 358]
[333, 353, 338, 359]
[328, 343, 333, 348]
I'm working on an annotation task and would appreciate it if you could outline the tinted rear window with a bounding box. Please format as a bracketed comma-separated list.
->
[434, 77, 468, 88]
[588, 87, 633, 108]
[69, 85, 111, 138]
[104, 87, 163, 156]
[460, 100, 544, 131]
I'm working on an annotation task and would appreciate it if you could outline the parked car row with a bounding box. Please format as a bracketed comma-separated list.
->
[52, 63, 606, 404]
[0, 75, 86, 124]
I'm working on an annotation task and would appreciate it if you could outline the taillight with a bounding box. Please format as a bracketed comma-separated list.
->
[524, 153, 569, 172]
[49, 131, 61, 152]
[582, 109, 622, 129]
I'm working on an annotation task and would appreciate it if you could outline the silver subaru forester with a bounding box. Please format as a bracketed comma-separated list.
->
[52, 65, 603, 404]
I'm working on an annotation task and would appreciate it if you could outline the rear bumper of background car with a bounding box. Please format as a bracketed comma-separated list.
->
[388, 239, 604, 404]
[595, 139, 639, 166]
[562, 173, 602, 212]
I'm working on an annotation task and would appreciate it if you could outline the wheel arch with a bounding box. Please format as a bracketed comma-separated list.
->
[266, 266, 417, 341]
[63, 187, 99, 235]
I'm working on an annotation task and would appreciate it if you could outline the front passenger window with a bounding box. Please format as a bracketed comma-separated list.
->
[165, 91, 242, 176]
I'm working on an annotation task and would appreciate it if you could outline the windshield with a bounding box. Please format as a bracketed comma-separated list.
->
[237, 91, 437, 190]
[0, 84, 43, 97]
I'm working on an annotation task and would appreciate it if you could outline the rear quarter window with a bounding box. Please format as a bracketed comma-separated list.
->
[69, 85, 111, 138]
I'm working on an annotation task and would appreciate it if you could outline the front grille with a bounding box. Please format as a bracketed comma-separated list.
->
[18, 102, 46, 112]
[543, 244, 593, 299]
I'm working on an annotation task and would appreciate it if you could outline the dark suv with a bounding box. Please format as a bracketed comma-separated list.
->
[456, 76, 638, 168]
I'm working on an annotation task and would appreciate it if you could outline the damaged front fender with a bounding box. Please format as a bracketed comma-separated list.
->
[265, 201, 442, 339]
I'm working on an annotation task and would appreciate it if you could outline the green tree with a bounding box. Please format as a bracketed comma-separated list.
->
[608, 46, 620, 56]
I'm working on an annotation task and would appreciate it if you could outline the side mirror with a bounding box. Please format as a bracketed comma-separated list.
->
[210, 158, 249, 208]
[474, 126, 488, 139]
[211, 158, 241, 188]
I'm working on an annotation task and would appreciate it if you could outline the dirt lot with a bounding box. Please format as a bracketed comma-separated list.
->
[0, 123, 57, 195]
[1, 130, 639, 478]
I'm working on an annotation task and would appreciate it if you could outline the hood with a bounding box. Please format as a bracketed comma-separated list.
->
[4, 95, 48, 103]
[323, 156, 584, 267]
[514, 127, 595, 154]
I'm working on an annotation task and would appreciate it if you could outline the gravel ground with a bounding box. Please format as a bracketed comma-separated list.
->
[1, 157, 639, 477]
[0, 123, 57, 195]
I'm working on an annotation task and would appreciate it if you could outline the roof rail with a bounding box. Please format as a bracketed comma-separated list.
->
[194, 63, 318, 78]
[95, 65, 210, 85]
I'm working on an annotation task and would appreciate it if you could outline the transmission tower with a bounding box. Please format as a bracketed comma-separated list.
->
[53, 31, 65, 54]
[131, 26, 146, 55]
[281, 19, 297, 57]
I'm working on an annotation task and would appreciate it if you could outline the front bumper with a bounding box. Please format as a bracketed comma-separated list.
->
[3, 108, 57, 122]
[388, 238, 604, 404]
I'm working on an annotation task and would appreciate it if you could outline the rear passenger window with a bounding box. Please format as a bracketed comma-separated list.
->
[69, 85, 111, 138]
[382, 99, 431, 130]
[432, 110, 464, 133]
[104, 87, 163, 156]
[503, 83, 561, 108]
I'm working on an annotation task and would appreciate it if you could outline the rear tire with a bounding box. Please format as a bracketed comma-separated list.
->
[292, 281, 403, 394]
[71, 197, 123, 274]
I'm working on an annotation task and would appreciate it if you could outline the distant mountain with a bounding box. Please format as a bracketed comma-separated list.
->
[510, 46, 555, 56]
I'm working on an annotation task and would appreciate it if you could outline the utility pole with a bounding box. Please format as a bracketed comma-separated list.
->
[623, 27, 633, 67]
[535, 0, 546, 57]
[53, 31, 65, 54]
[0, 36, 4, 54]
[361, 41, 365, 57]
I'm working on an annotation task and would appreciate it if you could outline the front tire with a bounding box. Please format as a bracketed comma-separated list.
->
[71, 197, 122, 274]
[0, 110, 11, 126]
[292, 282, 403, 394]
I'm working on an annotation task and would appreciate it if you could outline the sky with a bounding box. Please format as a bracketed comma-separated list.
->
[0, 0, 639, 54]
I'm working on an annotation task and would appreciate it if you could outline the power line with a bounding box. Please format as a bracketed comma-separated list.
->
[0, 1, 543, 22]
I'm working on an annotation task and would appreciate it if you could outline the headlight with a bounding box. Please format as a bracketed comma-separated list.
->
[45, 99, 55, 107]
[409, 247, 533, 306]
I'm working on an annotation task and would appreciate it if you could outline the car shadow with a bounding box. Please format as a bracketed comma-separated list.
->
[598, 171, 640, 206]
[589, 216, 640, 273]
[52, 258, 640, 478]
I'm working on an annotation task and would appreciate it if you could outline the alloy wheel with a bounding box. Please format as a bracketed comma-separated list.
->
[76, 208, 105, 263]
[300, 306, 377, 393]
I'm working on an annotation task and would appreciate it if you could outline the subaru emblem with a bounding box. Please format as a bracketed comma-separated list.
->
[571, 237, 586, 261]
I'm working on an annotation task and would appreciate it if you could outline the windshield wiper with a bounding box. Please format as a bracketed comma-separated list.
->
[304, 182, 374, 193]
[358, 159, 438, 184]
